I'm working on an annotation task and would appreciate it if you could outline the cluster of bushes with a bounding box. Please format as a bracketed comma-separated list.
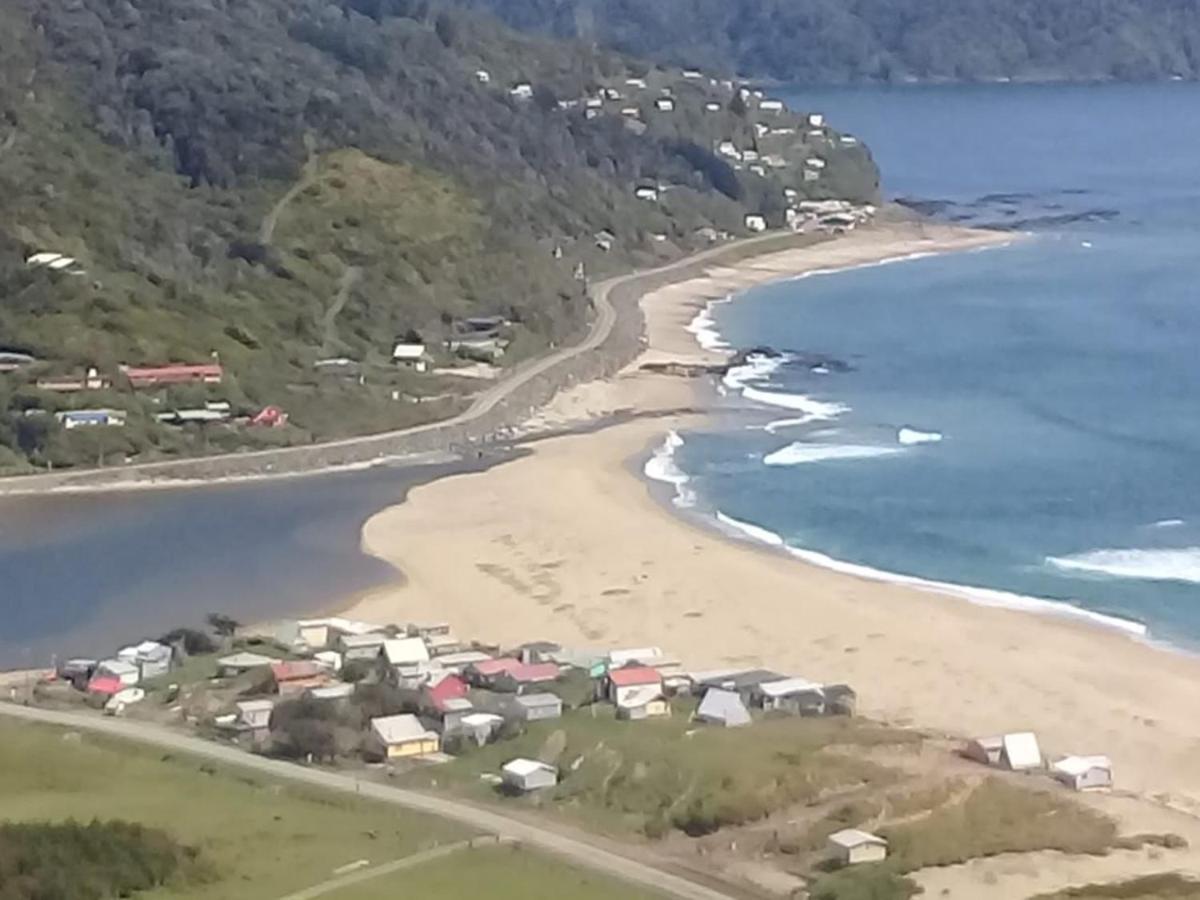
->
[0, 819, 206, 900]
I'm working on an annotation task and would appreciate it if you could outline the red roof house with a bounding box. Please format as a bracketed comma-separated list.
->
[86, 675, 124, 696]
[493, 662, 560, 693]
[270, 660, 329, 696]
[467, 657, 522, 684]
[605, 665, 662, 704]
[424, 673, 468, 712]
[120, 363, 224, 388]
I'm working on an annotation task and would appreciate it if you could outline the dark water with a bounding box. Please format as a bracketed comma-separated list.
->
[0, 456, 505, 668]
[661, 82, 1200, 647]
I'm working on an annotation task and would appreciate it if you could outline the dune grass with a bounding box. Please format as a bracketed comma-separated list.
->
[1031, 874, 1200, 899]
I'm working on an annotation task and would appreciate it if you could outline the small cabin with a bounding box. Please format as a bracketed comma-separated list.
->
[1052, 755, 1113, 791]
[828, 829, 888, 866]
[501, 758, 557, 792]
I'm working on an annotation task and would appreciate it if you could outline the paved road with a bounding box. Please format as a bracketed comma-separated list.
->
[0, 230, 810, 494]
[0, 702, 735, 900]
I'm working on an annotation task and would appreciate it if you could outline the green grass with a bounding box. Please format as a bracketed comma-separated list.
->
[1031, 874, 1200, 899]
[404, 702, 917, 838]
[323, 844, 668, 899]
[0, 721, 467, 898]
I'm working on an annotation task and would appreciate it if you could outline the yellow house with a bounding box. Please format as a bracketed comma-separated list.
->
[370, 714, 440, 760]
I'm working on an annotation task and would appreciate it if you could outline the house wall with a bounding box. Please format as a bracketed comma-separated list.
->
[299, 625, 331, 648]
[521, 704, 562, 721]
[847, 844, 887, 865]
[387, 738, 438, 759]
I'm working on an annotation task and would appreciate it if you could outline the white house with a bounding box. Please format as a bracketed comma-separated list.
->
[96, 659, 140, 686]
[634, 186, 659, 201]
[654, 97, 674, 112]
[828, 829, 888, 866]
[585, 96, 603, 109]
[475, 69, 491, 84]
[625, 77, 647, 89]
[392, 342, 429, 372]
[383, 637, 431, 673]
[510, 83, 534, 100]
[308, 683, 355, 703]
[501, 758, 557, 792]
[601, 87, 621, 101]
[608, 647, 664, 668]
[808, 113, 825, 127]
[118, 640, 172, 680]
[313, 650, 343, 672]
[759, 99, 784, 113]
[236, 699, 275, 730]
[696, 688, 751, 727]
[744, 214, 767, 233]
[621, 106, 640, 118]
[741, 149, 760, 162]
[716, 141, 740, 159]
[370, 714, 440, 760]
[749, 164, 766, 177]
[967, 732, 1043, 770]
[338, 632, 386, 661]
[1052, 755, 1113, 791]
[805, 157, 827, 170]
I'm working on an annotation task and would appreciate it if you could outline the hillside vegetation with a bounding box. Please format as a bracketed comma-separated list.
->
[454, 0, 1200, 83]
[0, 0, 878, 472]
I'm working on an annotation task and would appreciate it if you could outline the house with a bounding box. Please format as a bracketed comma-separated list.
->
[634, 185, 659, 201]
[828, 829, 888, 866]
[313, 357, 360, 376]
[824, 683, 858, 716]
[116, 641, 172, 680]
[804, 169, 820, 183]
[744, 215, 767, 233]
[753, 122, 769, 137]
[515, 693, 563, 722]
[120, 363, 223, 388]
[270, 660, 329, 696]
[620, 107, 640, 118]
[369, 714, 440, 760]
[236, 699, 275, 731]
[308, 683, 355, 704]
[625, 77, 647, 89]
[607, 647, 664, 668]
[759, 99, 784, 113]
[501, 758, 557, 792]
[965, 732, 1043, 770]
[467, 657, 523, 687]
[963, 735, 1005, 767]
[475, 69, 490, 83]
[313, 650, 343, 672]
[104, 687, 145, 716]
[95, 659, 140, 687]
[25, 252, 84, 273]
[37, 369, 111, 392]
[808, 113, 825, 127]
[754, 678, 827, 715]
[86, 674, 125, 696]
[157, 406, 230, 425]
[423, 673, 468, 713]
[494, 662, 560, 694]
[696, 688, 751, 727]
[0, 351, 36, 372]
[805, 158, 827, 171]
[294, 617, 373, 649]
[425, 632, 462, 657]
[716, 141, 740, 159]
[338, 632, 386, 661]
[601, 87, 621, 101]
[654, 97, 675, 112]
[764, 154, 788, 169]
[431, 650, 493, 673]
[1052, 756, 1113, 791]
[606, 665, 663, 706]
[696, 668, 786, 702]
[510, 83, 534, 100]
[392, 342, 429, 372]
[218, 652, 271, 677]
[749, 164, 766, 177]
[585, 97, 603, 109]
[515, 641, 561, 665]
[384, 637, 432, 674]
[741, 149, 760, 162]
[616, 684, 668, 720]
[456, 711, 504, 746]
[56, 409, 126, 429]
[595, 231, 615, 252]
[840, 135, 859, 145]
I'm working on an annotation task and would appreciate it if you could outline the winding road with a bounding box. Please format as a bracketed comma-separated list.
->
[0, 702, 736, 900]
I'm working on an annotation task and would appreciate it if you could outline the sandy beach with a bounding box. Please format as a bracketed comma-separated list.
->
[348, 221, 1200, 894]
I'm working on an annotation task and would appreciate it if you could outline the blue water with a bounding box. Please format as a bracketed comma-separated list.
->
[668, 83, 1200, 646]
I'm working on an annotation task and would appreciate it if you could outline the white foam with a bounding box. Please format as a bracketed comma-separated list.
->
[722, 352, 787, 391]
[763, 417, 813, 434]
[741, 385, 848, 419]
[1047, 548, 1200, 585]
[898, 427, 943, 446]
[1151, 519, 1185, 529]
[642, 431, 695, 508]
[685, 297, 732, 352]
[764, 442, 902, 466]
[713, 512, 1147, 638]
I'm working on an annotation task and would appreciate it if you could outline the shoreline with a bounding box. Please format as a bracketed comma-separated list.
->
[346, 218, 1200, 847]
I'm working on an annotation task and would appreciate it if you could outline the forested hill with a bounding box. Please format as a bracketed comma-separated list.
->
[0, 0, 876, 472]
[455, 0, 1200, 83]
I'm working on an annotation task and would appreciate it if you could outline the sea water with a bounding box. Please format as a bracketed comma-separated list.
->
[650, 83, 1200, 646]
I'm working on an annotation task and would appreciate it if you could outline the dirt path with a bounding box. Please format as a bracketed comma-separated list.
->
[0, 702, 733, 900]
[320, 265, 362, 355]
[261, 150, 319, 245]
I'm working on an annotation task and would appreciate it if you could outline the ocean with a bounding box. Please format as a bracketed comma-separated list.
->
[648, 82, 1200, 647]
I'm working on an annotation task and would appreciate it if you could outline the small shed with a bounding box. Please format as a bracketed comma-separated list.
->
[963, 736, 1004, 766]
[744, 215, 767, 233]
[696, 688, 751, 727]
[1052, 755, 1113, 791]
[384, 637, 431, 672]
[236, 699, 275, 730]
[516, 693, 563, 722]
[754, 678, 826, 715]
[338, 632, 386, 661]
[515, 641, 561, 665]
[501, 758, 557, 793]
[392, 342, 429, 373]
[96, 659, 140, 687]
[828, 829, 888, 866]
[217, 651, 276, 678]
[457, 711, 504, 746]
[1002, 732, 1043, 771]
[606, 665, 663, 706]
[369, 714, 440, 760]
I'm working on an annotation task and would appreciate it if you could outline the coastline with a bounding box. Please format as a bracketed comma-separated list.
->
[347, 219, 1200, 893]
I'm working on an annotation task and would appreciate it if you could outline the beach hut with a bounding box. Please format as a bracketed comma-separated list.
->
[828, 829, 888, 866]
[696, 688, 752, 727]
[501, 759, 557, 793]
[1052, 755, 1113, 791]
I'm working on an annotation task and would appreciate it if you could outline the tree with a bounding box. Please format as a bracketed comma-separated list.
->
[206, 613, 240, 638]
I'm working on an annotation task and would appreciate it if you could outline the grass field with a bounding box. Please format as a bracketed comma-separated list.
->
[1030, 875, 1200, 899]
[324, 844, 670, 899]
[0, 720, 658, 899]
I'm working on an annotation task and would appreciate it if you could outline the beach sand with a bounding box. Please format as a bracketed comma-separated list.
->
[348, 221, 1200, 895]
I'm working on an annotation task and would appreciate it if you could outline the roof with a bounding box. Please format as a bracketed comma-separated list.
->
[434, 651, 493, 667]
[607, 647, 663, 666]
[384, 637, 431, 666]
[309, 684, 355, 700]
[608, 665, 662, 687]
[98, 659, 138, 677]
[392, 343, 427, 360]
[441, 697, 474, 713]
[236, 699, 275, 713]
[371, 714, 438, 745]
[470, 657, 522, 677]
[517, 640, 562, 654]
[502, 758, 556, 778]
[340, 633, 385, 648]
[616, 684, 665, 709]
[460, 712, 503, 728]
[87, 675, 124, 694]
[828, 829, 887, 849]
[426, 674, 467, 710]
[218, 651, 275, 669]
[1002, 732, 1043, 769]
[506, 662, 559, 683]
[697, 688, 752, 725]
[516, 693, 562, 708]
[270, 660, 326, 681]
[698, 669, 786, 691]
[757, 678, 824, 698]
[297, 617, 382, 636]
[1052, 755, 1112, 776]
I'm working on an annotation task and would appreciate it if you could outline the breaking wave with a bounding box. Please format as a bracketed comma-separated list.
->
[642, 430, 695, 508]
[764, 442, 903, 466]
[685, 297, 731, 352]
[1047, 548, 1200, 585]
[898, 427, 943, 446]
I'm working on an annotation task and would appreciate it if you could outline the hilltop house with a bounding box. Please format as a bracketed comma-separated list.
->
[392, 342, 429, 372]
[116, 641, 172, 681]
[634, 185, 659, 201]
[120, 363, 223, 388]
[828, 829, 888, 866]
[501, 758, 557, 793]
[56, 409, 126, 429]
[369, 714, 440, 760]
[1051, 755, 1113, 791]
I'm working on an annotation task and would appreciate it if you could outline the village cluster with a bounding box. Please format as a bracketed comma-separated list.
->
[35, 612, 1116, 869]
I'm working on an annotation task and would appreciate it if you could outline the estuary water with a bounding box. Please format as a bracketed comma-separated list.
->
[654, 83, 1200, 646]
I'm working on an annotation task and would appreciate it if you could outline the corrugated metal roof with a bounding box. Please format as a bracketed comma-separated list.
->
[371, 714, 438, 745]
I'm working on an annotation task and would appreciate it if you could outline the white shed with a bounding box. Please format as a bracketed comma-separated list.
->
[828, 829, 887, 865]
[744, 215, 767, 233]
[501, 758, 558, 792]
[696, 688, 751, 727]
[392, 342, 429, 372]
[1002, 732, 1043, 771]
[384, 637, 431, 671]
[236, 699, 275, 730]
[1052, 755, 1112, 791]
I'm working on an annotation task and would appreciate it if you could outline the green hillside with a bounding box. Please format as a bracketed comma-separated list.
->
[0, 0, 877, 472]
[453, 0, 1200, 83]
